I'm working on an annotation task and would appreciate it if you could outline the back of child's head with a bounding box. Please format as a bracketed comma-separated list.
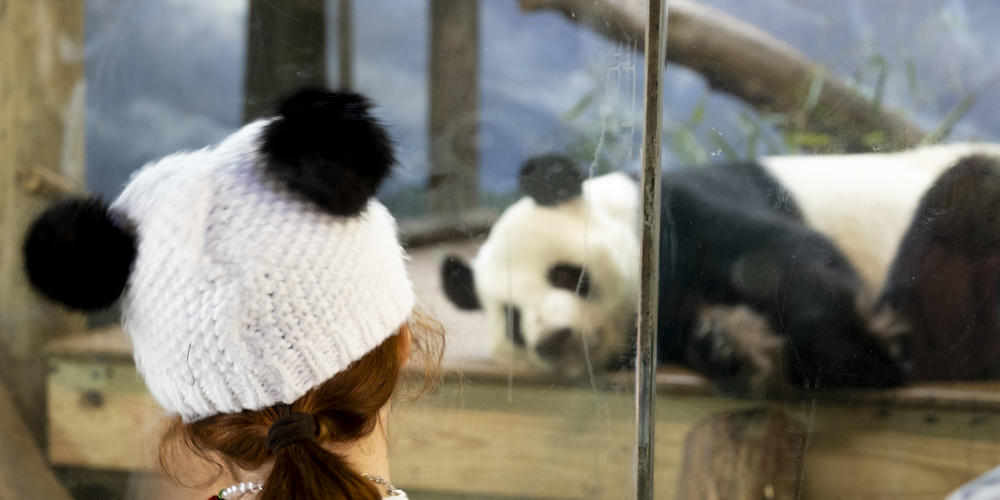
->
[24, 88, 442, 499]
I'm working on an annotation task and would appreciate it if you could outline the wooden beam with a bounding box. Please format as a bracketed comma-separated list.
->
[0, 0, 87, 445]
[0, 372, 73, 500]
[243, 0, 327, 121]
[46, 337, 1000, 499]
[337, 0, 353, 90]
[520, 0, 927, 153]
[398, 209, 497, 248]
[428, 0, 480, 214]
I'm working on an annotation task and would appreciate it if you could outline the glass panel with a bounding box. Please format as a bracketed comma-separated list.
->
[655, 1, 1000, 499]
[4, 0, 644, 498]
[12, 1, 1000, 499]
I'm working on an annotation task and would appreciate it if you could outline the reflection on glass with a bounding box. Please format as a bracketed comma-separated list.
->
[5, 0, 1000, 499]
[449, 0, 1000, 498]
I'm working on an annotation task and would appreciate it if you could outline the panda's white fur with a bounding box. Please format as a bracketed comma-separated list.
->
[470, 173, 640, 375]
[761, 143, 1000, 291]
[460, 143, 1000, 380]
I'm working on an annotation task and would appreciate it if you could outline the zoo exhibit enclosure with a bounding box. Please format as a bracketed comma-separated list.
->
[5, 0, 1000, 499]
[44, 262, 1000, 498]
[42, 211, 1000, 499]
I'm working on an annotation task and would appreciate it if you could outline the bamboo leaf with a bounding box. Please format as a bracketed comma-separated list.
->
[670, 127, 709, 165]
[905, 57, 919, 103]
[869, 53, 888, 111]
[921, 93, 978, 145]
[803, 69, 825, 113]
[689, 95, 707, 126]
[709, 132, 739, 162]
[563, 91, 597, 121]
[787, 132, 832, 149]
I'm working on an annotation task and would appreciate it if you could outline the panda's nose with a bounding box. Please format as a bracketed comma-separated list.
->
[536, 328, 574, 360]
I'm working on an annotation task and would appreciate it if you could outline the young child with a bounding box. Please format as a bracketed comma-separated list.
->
[24, 89, 442, 499]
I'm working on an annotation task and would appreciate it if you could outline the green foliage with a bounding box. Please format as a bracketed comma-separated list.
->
[921, 93, 979, 145]
[869, 53, 889, 111]
[557, 6, 985, 169]
[785, 131, 832, 150]
[862, 130, 887, 149]
[562, 91, 598, 122]
[560, 88, 639, 175]
[803, 70, 825, 114]
[709, 131, 739, 162]
[669, 126, 708, 165]
[905, 57, 920, 105]
[850, 38, 978, 146]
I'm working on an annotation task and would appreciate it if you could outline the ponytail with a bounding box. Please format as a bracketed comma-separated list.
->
[262, 439, 380, 500]
[160, 315, 444, 499]
[253, 409, 378, 500]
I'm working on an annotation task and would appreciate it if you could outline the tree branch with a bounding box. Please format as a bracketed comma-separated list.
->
[521, 0, 927, 152]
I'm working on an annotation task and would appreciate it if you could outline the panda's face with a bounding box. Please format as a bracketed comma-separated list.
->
[443, 170, 640, 377]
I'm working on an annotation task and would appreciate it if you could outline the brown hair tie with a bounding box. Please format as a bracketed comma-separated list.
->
[266, 412, 317, 452]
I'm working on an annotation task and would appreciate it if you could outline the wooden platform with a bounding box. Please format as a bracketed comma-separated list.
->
[42, 239, 1000, 499]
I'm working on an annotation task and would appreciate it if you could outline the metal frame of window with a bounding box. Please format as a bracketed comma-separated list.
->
[635, 0, 667, 498]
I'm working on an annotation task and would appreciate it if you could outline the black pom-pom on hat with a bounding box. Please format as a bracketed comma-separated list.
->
[518, 154, 584, 206]
[23, 197, 137, 310]
[262, 88, 396, 216]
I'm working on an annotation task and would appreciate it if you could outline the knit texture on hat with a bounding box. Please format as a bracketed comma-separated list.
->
[112, 120, 414, 421]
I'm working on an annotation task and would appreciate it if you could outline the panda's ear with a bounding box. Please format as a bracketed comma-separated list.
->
[23, 197, 137, 310]
[519, 154, 583, 206]
[262, 88, 395, 217]
[441, 255, 481, 310]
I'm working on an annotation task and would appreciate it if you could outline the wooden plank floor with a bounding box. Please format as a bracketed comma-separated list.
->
[45, 350, 1000, 499]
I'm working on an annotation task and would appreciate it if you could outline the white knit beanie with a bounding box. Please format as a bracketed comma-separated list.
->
[24, 89, 415, 421]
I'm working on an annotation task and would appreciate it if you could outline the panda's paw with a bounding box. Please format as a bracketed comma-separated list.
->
[859, 292, 910, 360]
[686, 304, 787, 397]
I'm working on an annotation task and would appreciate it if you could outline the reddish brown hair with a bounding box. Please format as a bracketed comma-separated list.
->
[160, 312, 444, 500]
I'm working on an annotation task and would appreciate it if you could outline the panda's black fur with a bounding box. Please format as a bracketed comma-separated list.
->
[878, 154, 1000, 381]
[657, 162, 903, 393]
[442, 148, 1000, 395]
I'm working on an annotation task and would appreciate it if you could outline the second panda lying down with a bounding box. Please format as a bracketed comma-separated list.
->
[441, 144, 1000, 395]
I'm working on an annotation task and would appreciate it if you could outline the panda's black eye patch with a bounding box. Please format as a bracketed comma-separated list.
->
[502, 304, 526, 347]
[548, 263, 591, 297]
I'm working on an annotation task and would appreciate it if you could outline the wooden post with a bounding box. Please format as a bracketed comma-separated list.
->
[0, 373, 73, 500]
[337, 0, 353, 90]
[244, 0, 327, 121]
[0, 0, 87, 445]
[676, 409, 807, 500]
[428, 0, 480, 215]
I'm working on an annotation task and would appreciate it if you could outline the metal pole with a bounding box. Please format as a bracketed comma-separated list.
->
[635, 0, 666, 498]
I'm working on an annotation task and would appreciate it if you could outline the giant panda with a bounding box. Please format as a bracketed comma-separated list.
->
[441, 145, 1000, 395]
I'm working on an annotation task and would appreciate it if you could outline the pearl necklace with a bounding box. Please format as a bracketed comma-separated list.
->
[213, 481, 262, 499]
[362, 473, 405, 497]
[214, 474, 404, 499]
